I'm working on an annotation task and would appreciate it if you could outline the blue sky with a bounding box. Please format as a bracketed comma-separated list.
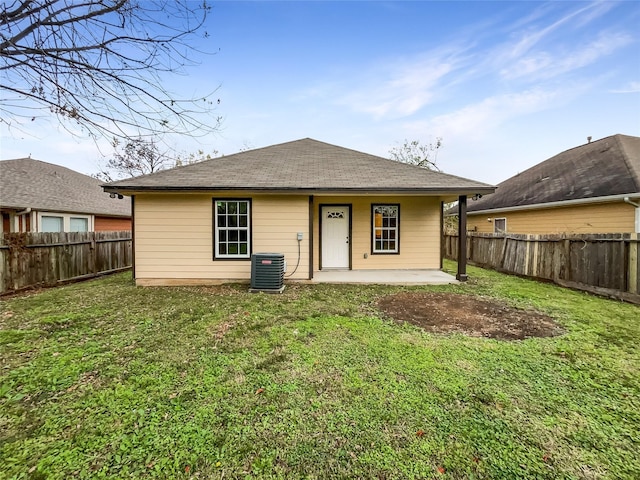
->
[2, 0, 639, 184]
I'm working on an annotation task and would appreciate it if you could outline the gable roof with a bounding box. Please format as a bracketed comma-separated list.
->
[104, 138, 495, 195]
[0, 158, 131, 217]
[467, 134, 640, 213]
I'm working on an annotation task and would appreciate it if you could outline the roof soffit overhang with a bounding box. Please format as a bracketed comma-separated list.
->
[465, 192, 640, 215]
[0, 204, 130, 217]
[103, 186, 497, 197]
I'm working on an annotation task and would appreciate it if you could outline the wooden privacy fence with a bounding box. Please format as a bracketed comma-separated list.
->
[444, 232, 640, 303]
[0, 231, 132, 294]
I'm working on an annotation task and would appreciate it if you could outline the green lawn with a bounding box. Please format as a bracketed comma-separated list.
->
[1, 262, 638, 479]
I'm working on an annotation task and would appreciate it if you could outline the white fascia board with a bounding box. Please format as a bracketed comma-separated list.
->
[467, 192, 640, 216]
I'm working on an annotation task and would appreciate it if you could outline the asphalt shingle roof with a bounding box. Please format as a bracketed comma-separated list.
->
[467, 134, 640, 213]
[104, 138, 495, 194]
[1, 158, 131, 217]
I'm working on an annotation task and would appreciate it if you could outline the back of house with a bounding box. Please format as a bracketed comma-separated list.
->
[103, 138, 494, 286]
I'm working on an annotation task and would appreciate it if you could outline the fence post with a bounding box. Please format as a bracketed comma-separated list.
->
[532, 234, 541, 278]
[524, 235, 531, 277]
[563, 238, 571, 282]
[91, 232, 97, 275]
[500, 235, 508, 270]
[0, 236, 6, 293]
[630, 233, 639, 294]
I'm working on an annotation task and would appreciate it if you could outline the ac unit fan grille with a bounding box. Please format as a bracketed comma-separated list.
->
[250, 253, 285, 293]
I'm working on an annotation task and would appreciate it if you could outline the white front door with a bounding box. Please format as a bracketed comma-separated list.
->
[321, 206, 350, 269]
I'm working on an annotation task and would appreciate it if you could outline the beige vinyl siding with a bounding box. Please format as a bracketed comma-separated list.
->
[313, 195, 441, 271]
[252, 195, 309, 279]
[134, 193, 309, 284]
[468, 201, 635, 234]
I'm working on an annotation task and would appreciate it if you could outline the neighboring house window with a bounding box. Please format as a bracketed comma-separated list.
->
[41, 215, 63, 232]
[70, 217, 89, 232]
[372, 204, 399, 254]
[494, 218, 507, 234]
[214, 199, 251, 259]
[38, 212, 92, 232]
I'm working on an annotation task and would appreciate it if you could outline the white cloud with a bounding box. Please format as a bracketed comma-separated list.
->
[328, 1, 629, 123]
[419, 83, 592, 142]
[333, 47, 470, 120]
[610, 81, 640, 94]
[337, 62, 450, 119]
[496, 1, 616, 62]
[501, 31, 633, 81]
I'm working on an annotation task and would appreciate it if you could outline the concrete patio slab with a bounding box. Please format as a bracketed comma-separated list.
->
[311, 269, 458, 285]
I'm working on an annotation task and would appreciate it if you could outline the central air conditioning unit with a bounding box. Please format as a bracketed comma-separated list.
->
[250, 253, 285, 293]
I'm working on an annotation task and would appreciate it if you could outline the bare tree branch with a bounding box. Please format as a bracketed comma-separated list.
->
[1, 0, 221, 142]
[95, 136, 220, 181]
[389, 138, 443, 171]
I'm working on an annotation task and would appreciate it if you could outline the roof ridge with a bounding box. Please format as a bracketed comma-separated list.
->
[294, 139, 494, 186]
[2, 157, 101, 181]
[558, 134, 620, 155]
[613, 134, 640, 190]
[102, 138, 318, 186]
[509, 134, 621, 181]
[103, 138, 495, 193]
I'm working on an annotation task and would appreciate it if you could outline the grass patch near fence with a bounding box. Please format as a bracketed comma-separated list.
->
[1, 261, 639, 479]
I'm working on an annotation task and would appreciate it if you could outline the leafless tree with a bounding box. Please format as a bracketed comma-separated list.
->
[174, 148, 220, 167]
[96, 136, 220, 181]
[96, 136, 169, 182]
[389, 138, 454, 229]
[389, 138, 443, 171]
[1, 0, 221, 141]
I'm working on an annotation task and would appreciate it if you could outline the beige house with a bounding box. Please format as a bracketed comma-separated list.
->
[1, 158, 131, 233]
[466, 134, 640, 234]
[103, 138, 494, 285]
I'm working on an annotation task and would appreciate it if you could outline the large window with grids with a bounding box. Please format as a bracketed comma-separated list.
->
[213, 199, 251, 259]
[372, 204, 399, 254]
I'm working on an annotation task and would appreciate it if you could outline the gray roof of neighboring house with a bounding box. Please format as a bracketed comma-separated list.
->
[0, 158, 131, 217]
[104, 138, 495, 194]
[466, 134, 640, 213]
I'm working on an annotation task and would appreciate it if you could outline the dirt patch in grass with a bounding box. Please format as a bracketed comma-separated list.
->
[377, 292, 563, 340]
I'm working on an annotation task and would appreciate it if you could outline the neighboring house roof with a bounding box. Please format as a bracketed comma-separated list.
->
[466, 134, 640, 214]
[104, 138, 495, 194]
[0, 158, 131, 217]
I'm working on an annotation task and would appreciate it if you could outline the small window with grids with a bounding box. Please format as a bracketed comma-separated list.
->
[372, 204, 399, 254]
[214, 199, 251, 259]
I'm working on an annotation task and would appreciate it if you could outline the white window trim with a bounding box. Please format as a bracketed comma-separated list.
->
[494, 217, 507, 234]
[213, 200, 251, 259]
[37, 211, 94, 232]
[372, 204, 399, 254]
